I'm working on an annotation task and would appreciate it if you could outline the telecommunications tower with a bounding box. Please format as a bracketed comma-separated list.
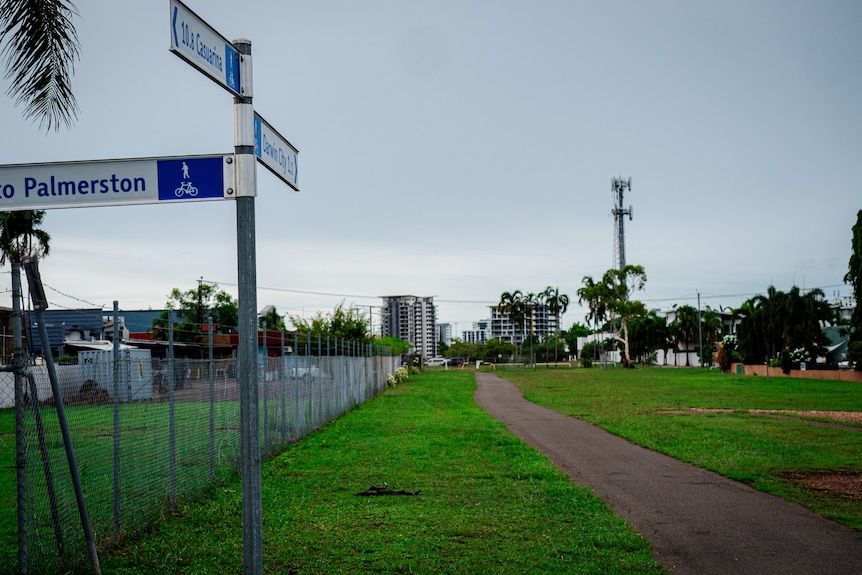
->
[611, 176, 633, 270]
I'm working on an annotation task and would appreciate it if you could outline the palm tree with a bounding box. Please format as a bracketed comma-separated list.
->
[0, 210, 51, 265]
[577, 275, 606, 329]
[577, 275, 607, 364]
[671, 305, 698, 367]
[1, 0, 81, 131]
[700, 307, 722, 366]
[498, 290, 526, 363]
[0, 210, 50, 369]
[543, 285, 569, 364]
[524, 291, 542, 367]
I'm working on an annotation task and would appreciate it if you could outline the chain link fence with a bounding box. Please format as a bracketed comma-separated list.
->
[0, 344, 400, 574]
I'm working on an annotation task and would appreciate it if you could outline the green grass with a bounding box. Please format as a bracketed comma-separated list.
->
[100, 371, 666, 574]
[8, 366, 860, 573]
[500, 366, 862, 530]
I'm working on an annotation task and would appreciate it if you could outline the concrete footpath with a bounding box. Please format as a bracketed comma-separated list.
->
[474, 372, 862, 575]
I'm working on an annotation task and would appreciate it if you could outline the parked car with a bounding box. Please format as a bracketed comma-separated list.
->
[288, 365, 321, 383]
[425, 357, 448, 367]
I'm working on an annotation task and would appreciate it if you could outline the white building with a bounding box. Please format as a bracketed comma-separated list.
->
[381, 295, 437, 358]
[436, 323, 453, 347]
[489, 305, 556, 344]
[462, 319, 489, 344]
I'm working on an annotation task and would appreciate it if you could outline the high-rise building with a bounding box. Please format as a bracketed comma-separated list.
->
[462, 320, 489, 344]
[436, 323, 453, 347]
[380, 295, 437, 358]
[489, 305, 556, 344]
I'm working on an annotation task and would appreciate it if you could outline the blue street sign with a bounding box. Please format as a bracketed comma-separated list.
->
[169, 0, 241, 96]
[254, 113, 299, 191]
[157, 156, 230, 201]
[0, 155, 234, 211]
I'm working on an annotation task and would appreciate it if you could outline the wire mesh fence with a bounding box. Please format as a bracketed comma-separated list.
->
[0, 344, 400, 574]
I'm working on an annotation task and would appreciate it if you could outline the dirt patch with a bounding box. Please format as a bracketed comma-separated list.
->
[780, 471, 862, 500]
[658, 407, 862, 430]
[658, 407, 862, 499]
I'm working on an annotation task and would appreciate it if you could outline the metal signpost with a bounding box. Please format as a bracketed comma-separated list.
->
[5, 2, 297, 573]
[167, 3, 298, 575]
[0, 154, 235, 211]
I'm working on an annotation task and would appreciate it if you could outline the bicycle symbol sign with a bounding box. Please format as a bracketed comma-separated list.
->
[175, 181, 198, 197]
[157, 157, 227, 202]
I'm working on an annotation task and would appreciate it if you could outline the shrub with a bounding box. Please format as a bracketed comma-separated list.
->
[387, 367, 410, 388]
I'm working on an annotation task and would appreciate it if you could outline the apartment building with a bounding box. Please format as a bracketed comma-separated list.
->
[380, 295, 437, 358]
[462, 319, 489, 344]
[489, 305, 556, 344]
[436, 323, 453, 347]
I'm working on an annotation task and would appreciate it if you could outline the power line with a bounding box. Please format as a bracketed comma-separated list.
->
[43, 282, 102, 308]
[203, 278, 498, 306]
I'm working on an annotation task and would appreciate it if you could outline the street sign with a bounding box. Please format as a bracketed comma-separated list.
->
[254, 113, 299, 191]
[0, 155, 235, 211]
[169, 0, 242, 97]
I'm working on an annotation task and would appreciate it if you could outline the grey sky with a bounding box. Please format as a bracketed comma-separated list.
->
[1, 1, 859, 334]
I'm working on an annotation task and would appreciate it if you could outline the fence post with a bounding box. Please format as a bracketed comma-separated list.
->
[263, 326, 269, 459]
[112, 301, 121, 544]
[280, 328, 286, 443]
[209, 317, 215, 482]
[168, 311, 176, 511]
[12, 263, 27, 573]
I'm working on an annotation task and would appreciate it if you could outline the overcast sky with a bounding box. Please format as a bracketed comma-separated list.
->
[1, 0, 859, 335]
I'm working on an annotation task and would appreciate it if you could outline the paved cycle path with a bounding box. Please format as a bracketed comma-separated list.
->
[474, 372, 862, 575]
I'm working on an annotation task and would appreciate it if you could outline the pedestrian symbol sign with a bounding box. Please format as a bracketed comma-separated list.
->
[157, 156, 229, 201]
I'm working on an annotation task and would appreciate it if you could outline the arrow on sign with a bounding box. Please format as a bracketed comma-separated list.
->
[169, 0, 242, 96]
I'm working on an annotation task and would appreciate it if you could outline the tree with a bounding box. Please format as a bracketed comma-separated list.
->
[699, 306, 723, 366]
[523, 291, 542, 366]
[0, 210, 52, 356]
[564, 322, 591, 360]
[845, 210, 862, 370]
[481, 338, 515, 363]
[0, 210, 50, 265]
[289, 301, 369, 342]
[577, 265, 647, 368]
[1, 0, 80, 131]
[150, 283, 238, 344]
[543, 285, 570, 364]
[670, 305, 698, 366]
[627, 310, 669, 365]
[152, 311, 202, 344]
[377, 336, 411, 356]
[164, 282, 238, 332]
[445, 338, 480, 362]
[577, 275, 606, 333]
[498, 290, 526, 362]
[260, 305, 285, 331]
[736, 285, 834, 365]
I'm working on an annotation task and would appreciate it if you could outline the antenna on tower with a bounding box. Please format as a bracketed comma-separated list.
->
[611, 176, 633, 270]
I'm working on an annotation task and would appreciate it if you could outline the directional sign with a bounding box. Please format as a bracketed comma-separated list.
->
[254, 113, 299, 191]
[0, 155, 235, 211]
[169, 0, 242, 96]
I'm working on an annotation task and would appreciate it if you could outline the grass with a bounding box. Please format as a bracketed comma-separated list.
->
[500, 366, 862, 530]
[99, 371, 666, 574]
[6, 366, 861, 573]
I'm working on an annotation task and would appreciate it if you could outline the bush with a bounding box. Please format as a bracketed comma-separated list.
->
[387, 366, 410, 388]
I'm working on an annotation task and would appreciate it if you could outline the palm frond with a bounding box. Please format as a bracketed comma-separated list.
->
[0, 0, 80, 131]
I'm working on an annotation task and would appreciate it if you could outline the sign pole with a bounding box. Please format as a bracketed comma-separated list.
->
[233, 38, 263, 575]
